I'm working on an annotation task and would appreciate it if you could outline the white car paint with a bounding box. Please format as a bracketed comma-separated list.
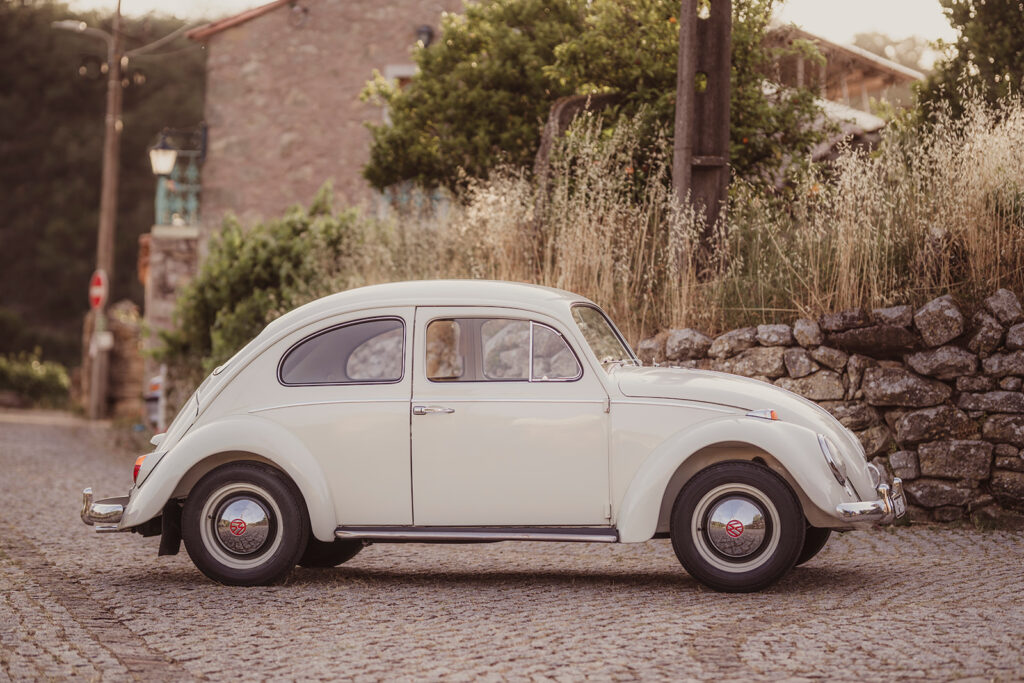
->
[120, 280, 878, 543]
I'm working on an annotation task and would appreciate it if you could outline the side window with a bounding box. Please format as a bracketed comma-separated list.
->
[532, 324, 582, 381]
[425, 317, 580, 382]
[279, 318, 404, 385]
[481, 319, 529, 379]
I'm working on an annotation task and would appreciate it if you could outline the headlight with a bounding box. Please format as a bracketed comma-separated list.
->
[817, 434, 847, 486]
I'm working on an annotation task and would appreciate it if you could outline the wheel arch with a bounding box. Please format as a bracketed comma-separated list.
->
[615, 417, 845, 543]
[120, 415, 337, 542]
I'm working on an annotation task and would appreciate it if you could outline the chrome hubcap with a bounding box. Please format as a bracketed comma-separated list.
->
[691, 483, 781, 574]
[705, 496, 768, 559]
[215, 497, 271, 555]
[199, 482, 284, 570]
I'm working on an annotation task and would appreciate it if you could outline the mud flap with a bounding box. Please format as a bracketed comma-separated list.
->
[158, 500, 182, 556]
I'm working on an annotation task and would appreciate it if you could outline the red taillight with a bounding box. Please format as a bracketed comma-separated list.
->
[133, 455, 146, 482]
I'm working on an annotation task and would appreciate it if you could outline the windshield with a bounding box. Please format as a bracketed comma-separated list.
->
[571, 304, 639, 370]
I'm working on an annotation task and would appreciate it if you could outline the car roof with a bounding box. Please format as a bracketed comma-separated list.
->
[265, 279, 594, 335]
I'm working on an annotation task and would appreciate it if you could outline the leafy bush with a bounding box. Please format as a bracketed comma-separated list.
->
[0, 350, 70, 406]
[157, 185, 394, 385]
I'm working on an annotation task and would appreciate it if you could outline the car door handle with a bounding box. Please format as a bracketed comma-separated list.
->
[412, 405, 455, 416]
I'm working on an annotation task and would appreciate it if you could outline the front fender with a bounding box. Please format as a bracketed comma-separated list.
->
[616, 416, 851, 542]
[120, 414, 336, 542]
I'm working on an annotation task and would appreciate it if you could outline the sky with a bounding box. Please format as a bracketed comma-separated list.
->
[68, 0, 959, 46]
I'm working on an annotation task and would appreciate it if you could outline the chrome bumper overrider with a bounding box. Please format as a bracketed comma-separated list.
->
[80, 487, 128, 532]
[835, 478, 907, 524]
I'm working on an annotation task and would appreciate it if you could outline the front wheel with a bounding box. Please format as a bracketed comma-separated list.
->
[182, 462, 309, 586]
[670, 461, 805, 592]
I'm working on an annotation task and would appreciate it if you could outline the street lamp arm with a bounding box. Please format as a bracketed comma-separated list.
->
[51, 20, 114, 53]
[126, 23, 195, 57]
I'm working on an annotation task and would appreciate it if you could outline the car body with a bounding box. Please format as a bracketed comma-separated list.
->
[82, 280, 905, 591]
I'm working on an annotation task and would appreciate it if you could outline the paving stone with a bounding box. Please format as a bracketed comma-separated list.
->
[4, 412, 1024, 681]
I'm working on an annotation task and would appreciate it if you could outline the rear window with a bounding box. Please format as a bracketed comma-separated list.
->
[278, 317, 404, 385]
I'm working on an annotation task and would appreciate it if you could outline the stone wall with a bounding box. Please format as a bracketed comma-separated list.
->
[636, 289, 1024, 524]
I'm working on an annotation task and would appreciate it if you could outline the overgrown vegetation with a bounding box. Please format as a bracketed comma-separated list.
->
[163, 94, 1024, 380]
[0, 351, 70, 407]
[363, 0, 826, 193]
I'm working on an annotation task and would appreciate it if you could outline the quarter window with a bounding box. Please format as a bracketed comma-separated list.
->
[279, 318, 404, 385]
[426, 318, 581, 382]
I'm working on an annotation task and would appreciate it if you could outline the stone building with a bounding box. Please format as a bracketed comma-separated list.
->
[185, 0, 461, 245]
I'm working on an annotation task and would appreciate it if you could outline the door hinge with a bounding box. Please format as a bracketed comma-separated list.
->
[603, 397, 611, 413]
[604, 503, 612, 520]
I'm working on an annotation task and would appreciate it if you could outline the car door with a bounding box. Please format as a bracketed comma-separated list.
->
[410, 306, 611, 526]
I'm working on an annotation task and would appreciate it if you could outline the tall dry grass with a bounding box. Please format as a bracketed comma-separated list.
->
[294, 95, 1024, 344]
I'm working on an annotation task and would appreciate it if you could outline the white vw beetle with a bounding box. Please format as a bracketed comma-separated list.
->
[82, 281, 905, 591]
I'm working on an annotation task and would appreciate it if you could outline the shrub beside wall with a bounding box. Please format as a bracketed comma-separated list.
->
[635, 288, 1024, 524]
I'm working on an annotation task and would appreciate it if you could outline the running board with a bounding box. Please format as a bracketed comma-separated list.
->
[335, 526, 619, 543]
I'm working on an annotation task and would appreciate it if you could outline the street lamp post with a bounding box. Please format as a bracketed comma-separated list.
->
[54, 3, 123, 420]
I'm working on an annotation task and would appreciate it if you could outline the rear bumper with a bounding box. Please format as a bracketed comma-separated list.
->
[80, 487, 129, 532]
[835, 478, 907, 525]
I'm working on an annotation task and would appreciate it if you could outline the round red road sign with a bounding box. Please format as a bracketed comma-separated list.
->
[725, 519, 744, 538]
[229, 518, 247, 536]
[88, 269, 108, 310]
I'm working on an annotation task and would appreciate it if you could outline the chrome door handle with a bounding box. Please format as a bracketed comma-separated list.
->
[413, 405, 455, 416]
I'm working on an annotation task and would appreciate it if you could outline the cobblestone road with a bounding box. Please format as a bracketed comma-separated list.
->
[2, 410, 1024, 681]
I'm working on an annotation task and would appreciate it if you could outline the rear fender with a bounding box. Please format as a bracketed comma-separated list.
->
[616, 416, 849, 542]
[120, 414, 336, 542]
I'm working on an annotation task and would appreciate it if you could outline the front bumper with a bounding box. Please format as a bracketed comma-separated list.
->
[80, 487, 129, 532]
[835, 478, 907, 524]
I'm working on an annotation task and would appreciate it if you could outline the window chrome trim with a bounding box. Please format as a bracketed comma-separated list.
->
[277, 316, 406, 387]
[529, 321, 583, 382]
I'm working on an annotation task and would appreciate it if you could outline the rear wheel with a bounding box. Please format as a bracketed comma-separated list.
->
[670, 461, 805, 592]
[182, 463, 308, 586]
[298, 538, 364, 568]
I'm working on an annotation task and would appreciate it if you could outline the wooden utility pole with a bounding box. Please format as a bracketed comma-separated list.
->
[673, 0, 732, 240]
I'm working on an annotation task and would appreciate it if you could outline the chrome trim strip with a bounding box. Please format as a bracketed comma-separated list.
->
[335, 527, 619, 543]
[249, 398, 409, 413]
[611, 399, 736, 414]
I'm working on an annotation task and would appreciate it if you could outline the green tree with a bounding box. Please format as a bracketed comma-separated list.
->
[364, 0, 825, 192]
[553, 0, 826, 185]
[362, 0, 585, 192]
[918, 0, 1024, 116]
[0, 0, 205, 365]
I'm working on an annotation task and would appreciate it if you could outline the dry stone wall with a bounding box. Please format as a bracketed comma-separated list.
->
[636, 289, 1024, 524]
